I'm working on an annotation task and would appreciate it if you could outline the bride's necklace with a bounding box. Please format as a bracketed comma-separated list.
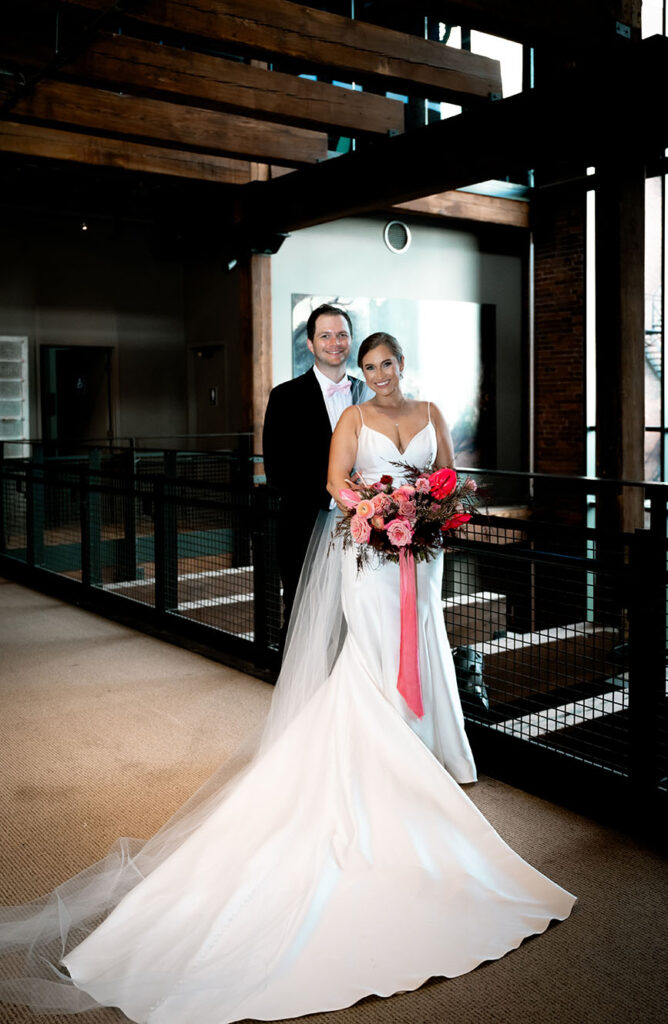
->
[373, 397, 407, 448]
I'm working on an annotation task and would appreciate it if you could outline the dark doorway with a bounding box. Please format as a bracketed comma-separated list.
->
[191, 344, 228, 441]
[40, 345, 113, 449]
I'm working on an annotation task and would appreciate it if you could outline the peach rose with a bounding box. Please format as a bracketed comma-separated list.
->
[355, 499, 375, 519]
[386, 517, 414, 547]
[350, 514, 371, 543]
[372, 492, 392, 514]
[415, 475, 430, 494]
[370, 514, 386, 530]
[391, 485, 415, 501]
[398, 499, 417, 520]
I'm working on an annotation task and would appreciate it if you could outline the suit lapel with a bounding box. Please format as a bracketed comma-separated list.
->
[304, 368, 332, 439]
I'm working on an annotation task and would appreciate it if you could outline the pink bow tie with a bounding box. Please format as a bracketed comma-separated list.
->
[326, 380, 352, 398]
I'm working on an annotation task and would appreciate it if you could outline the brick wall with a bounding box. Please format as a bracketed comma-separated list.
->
[533, 188, 587, 477]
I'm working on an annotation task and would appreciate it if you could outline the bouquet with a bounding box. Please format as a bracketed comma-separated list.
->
[332, 463, 479, 572]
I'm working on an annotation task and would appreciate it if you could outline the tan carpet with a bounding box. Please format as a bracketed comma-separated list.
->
[0, 578, 666, 1024]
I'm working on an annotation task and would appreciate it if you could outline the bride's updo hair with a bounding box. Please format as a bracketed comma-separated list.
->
[357, 332, 403, 369]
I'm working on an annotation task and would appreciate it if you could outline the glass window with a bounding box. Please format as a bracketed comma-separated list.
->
[642, 0, 665, 37]
[645, 177, 663, 481]
[470, 30, 523, 97]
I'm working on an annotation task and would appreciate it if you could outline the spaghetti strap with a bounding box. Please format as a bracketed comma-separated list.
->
[357, 405, 365, 426]
[427, 402, 432, 424]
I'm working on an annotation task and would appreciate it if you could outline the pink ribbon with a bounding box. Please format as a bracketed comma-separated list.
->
[397, 548, 424, 718]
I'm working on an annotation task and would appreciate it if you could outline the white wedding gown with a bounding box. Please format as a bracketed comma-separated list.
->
[2, 420, 575, 1023]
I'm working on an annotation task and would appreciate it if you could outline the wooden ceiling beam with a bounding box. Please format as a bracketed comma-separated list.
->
[0, 120, 261, 183]
[66, 0, 502, 102]
[12, 80, 329, 166]
[228, 35, 668, 238]
[393, 191, 529, 229]
[31, 31, 405, 137]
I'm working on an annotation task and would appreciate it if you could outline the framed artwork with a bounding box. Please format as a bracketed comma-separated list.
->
[291, 294, 496, 467]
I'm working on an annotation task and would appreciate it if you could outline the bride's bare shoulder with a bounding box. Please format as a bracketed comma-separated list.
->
[426, 400, 447, 423]
[336, 404, 362, 431]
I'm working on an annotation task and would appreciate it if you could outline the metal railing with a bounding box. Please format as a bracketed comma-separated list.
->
[1, 443, 666, 829]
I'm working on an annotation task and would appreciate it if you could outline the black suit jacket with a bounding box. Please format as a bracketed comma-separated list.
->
[263, 368, 365, 515]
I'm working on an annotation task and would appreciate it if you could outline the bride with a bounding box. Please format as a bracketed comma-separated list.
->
[0, 333, 575, 1024]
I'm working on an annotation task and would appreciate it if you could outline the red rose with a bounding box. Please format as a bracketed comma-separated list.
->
[380, 474, 393, 486]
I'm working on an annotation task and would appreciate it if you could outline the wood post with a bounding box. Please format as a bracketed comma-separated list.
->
[239, 255, 273, 456]
[595, 156, 646, 533]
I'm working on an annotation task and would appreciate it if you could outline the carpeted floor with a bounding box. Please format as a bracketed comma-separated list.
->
[0, 577, 666, 1024]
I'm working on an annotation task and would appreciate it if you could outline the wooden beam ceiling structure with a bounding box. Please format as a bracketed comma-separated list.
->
[11, 79, 330, 167]
[0, 0, 504, 212]
[0, 121, 262, 184]
[227, 33, 668, 225]
[64, 0, 503, 102]
[0, 0, 657, 246]
[1, 31, 406, 138]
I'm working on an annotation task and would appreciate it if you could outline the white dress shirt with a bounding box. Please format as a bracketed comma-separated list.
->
[312, 363, 355, 509]
[312, 363, 354, 432]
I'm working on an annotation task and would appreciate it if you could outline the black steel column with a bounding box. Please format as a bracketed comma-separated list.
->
[155, 450, 178, 613]
[26, 445, 45, 567]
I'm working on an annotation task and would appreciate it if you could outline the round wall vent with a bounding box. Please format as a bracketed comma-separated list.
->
[383, 220, 412, 254]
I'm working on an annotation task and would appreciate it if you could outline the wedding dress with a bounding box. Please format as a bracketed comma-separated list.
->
[0, 414, 575, 1024]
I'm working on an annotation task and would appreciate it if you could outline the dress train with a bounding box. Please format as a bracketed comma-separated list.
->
[62, 641, 574, 1024]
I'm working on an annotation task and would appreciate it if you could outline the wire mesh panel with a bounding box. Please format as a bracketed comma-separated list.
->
[174, 481, 253, 637]
[41, 463, 83, 579]
[444, 510, 657, 784]
[1, 462, 27, 555]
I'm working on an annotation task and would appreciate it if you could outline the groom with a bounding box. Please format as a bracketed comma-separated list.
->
[263, 303, 366, 638]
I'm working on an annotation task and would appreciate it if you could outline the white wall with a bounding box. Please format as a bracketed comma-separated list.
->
[271, 214, 525, 469]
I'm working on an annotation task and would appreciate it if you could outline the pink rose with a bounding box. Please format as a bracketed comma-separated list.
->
[372, 492, 392, 514]
[350, 514, 371, 543]
[371, 481, 385, 491]
[370, 514, 385, 530]
[355, 499, 374, 519]
[339, 488, 360, 509]
[386, 517, 414, 547]
[441, 512, 471, 531]
[415, 475, 430, 494]
[463, 477, 478, 493]
[398, 499, 417, 520]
